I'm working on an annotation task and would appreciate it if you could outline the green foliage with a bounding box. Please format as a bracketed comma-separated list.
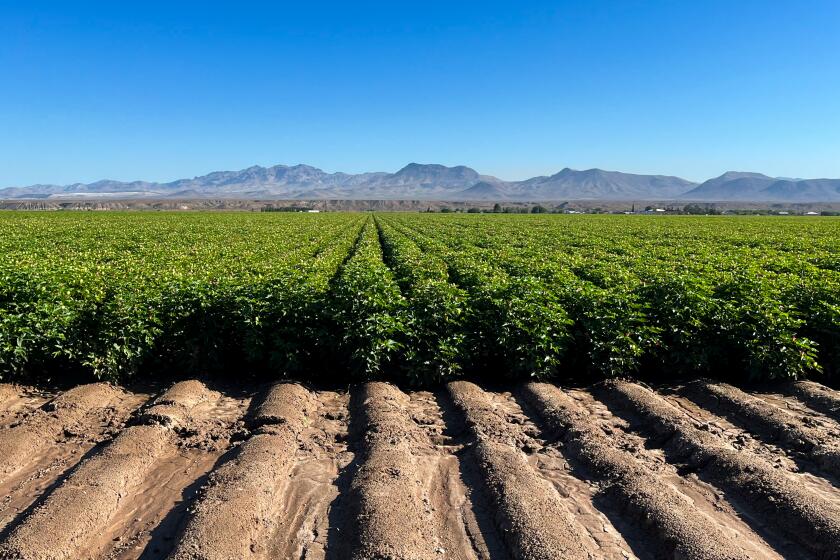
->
[0, 212, 363, 382]
[376, 218, 466, 385]
[330, 219, 407, 380]
[0, 211, 837, 385]
[383, 213, 838, 383]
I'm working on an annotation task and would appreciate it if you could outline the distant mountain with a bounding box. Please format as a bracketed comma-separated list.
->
[3, 163, 839, 201]
[388, 163, 481, 185]
[683, 172, 840, 202]
[511, 168, 695, 200]
[456, 181, 511, 199]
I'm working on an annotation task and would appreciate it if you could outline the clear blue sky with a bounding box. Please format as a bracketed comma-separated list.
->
[2, 1, 839, 186]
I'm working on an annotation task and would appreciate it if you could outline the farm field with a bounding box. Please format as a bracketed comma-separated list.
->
[1, 212, 839, 387]
[1, 378, 839, 559]
[2, 213, 840, 558]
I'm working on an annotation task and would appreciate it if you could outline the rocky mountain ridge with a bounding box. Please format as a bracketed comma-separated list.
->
[3, 163, 839, 201]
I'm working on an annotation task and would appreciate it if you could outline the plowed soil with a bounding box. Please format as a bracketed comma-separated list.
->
[0, 380, 838, 560]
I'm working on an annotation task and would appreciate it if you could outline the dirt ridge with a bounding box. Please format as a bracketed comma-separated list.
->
[2, 379, 840, 559]
[0, 383, 133, 486]
[784, 380, 840, 422]
[522, 382, 761, 560]
[0, 385, 20, 407]
[0, 381, 221, 560]
[348, 382, 440, 560]
[597, 380, 840, 559]
[684, 381, 840, 478]
[168, 382, 315, 560]
[447, 381, 598, 560]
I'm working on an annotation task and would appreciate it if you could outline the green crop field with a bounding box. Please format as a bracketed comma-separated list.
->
[1, 211, 838, 386]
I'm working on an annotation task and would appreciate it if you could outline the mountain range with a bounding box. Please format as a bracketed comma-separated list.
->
[3, 164, 840, 202]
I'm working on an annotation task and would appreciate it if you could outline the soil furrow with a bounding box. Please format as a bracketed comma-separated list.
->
[485, 390, 638, 559]
[264, 389, 350, 560]
[0, 380, 222, 560]
[562, 388, 796, 558]
[347, 382, 439, 560]
[0, 383, 23, 420]
[0, 384, 18, 406]
[0, 385, 45, 423]
[407, 390, 503, 560]
[167, 382, 314, 560]
[3, 379, 836, 559]
[596, 380, 840, 560]
[0, 383, 138, 487]
[784, 381, 840, 422]
[447, 381, 598, 560]
[683, 381, 840, 480]
[522, 382, 778, 560]
[432, 391, 511, 560]
[661, 389, 840, 517]
[749, 390, 840, 433]
[0, 384, 147, 538]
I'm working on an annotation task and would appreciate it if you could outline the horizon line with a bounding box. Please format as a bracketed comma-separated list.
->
[6, 162, 831, 190]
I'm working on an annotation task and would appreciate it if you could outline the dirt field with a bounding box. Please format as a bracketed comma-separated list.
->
[0, 379, 838, 560]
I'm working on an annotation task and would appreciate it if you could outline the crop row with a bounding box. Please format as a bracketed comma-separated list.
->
[0, 212, 363, 382]
[384, 214, 840, 383]
[0, 211, 838, 385]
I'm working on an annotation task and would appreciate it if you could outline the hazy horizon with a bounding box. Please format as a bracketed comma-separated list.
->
[3, 160, 829, 190]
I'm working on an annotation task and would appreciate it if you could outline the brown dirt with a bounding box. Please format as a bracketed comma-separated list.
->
[0, 380, 243, 560]
[784, 381, 840, 422]
[0, 385, 17, 404]
[167, 383, 312, 559]
[404, 389, 506, 560]
[0, 384, 140, 486]
[521, 382, 778, 560]
[447, 381, 602, 559]
[2, 379, 840, 559]
[597, 380, 840, 560]
[682, 381, 840, 480]
[346, 382, 440, 559]
[0, 383, 148, 540]
[662, 388, 840, 510]
[0, 385, 49, 428]
[264, 388, 350, 560]
[482, 389, 637, 559]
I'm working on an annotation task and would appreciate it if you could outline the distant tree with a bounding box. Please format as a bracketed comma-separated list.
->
[683, 204, 721, 215]
[440, 207, 452, 213]
[531, 205, 548, 214]
[467, 207, 481, 213]
[492, 203, 502, 213]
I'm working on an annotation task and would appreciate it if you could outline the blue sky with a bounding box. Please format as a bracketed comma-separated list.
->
[1, 1, 839, 186]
